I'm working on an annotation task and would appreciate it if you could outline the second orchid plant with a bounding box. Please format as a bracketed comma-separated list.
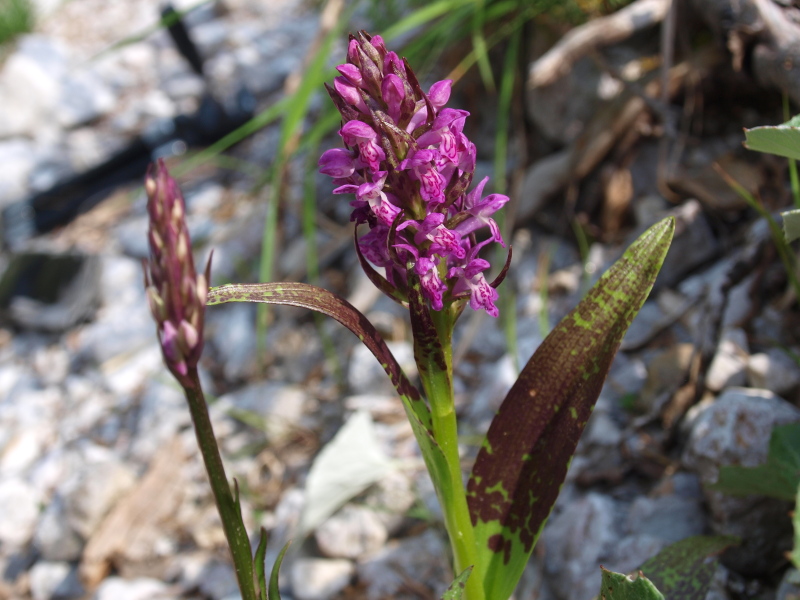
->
[146, 31, 675, 600]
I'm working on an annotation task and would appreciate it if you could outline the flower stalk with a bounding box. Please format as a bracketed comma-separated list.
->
[144, 160, 258, 600]
[319, 32, 511, 599]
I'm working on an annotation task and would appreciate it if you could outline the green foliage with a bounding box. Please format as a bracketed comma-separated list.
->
[442, 567, 473, 600]
[783, 209, 800, 243]
[0, 0, 34, 47]
[467, 218, 675, 600]
[639, 535, 738, 600]
[255, 528, 269, 600]
[599, 568, 665, 600]
[599, 535, 737, 600]
[715, 162, 800, 301]
[744, 114, 800, 162]
[709, 422, 800, 502]
[269, 541, 290, 600]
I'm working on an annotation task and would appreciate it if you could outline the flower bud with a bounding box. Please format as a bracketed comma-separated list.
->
[144, 159, 207, 381]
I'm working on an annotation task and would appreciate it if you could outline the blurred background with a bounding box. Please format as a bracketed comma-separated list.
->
[1, 0, 800, 598]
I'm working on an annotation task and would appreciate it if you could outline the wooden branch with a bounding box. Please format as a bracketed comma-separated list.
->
[527, 0, 671, 90]
[688, 0, 800, 105]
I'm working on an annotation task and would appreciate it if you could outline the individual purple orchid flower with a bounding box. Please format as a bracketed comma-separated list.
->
[454, 176, 509, 245]
[398, 149, 447, 205]
[319, 31, 509, 317]
[339, 121, 385, 172]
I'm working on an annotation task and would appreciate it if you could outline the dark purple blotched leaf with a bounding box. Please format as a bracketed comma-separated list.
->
[467, 218, 674, 600]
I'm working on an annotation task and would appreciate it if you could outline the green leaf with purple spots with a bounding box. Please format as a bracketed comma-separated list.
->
[441, 567, 472, 600]
[639, 535, 737, 600]
[467, 218, 675, 600]
[599, 568, 665, 600]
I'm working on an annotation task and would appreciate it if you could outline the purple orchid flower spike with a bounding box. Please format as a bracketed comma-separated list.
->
[144, 159, 210, 383]
[318, 31, 509, 318]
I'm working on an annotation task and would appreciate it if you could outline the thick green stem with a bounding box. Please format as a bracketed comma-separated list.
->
[419, 308, 486, 600]
[183, 369, 257, 600]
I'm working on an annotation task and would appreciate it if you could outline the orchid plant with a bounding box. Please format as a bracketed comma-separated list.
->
[145, 31, 679, 600]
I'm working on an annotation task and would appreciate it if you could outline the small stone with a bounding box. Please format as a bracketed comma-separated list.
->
[57, 446, 137, 541]
[655, 200, 720, 289]
[0, 477, 42, 548]
[32, 344, 71, 386]
[747, 348, 800, 397]
[29, 561, 84, 600]
[606, 534, 666, 576]
[347, 341, 416, 396]
[290, 558, 354, 600]
[215, 381, 308, 444]
[682, 387, 800, 576]
[315, 504, 388, 559]
[777, 568, 800, 600]
[625, 493, 706, 543]
[540, 493, 620, 600]
[206, 303, 258, 381]
[129, 378, 191, 462]
[706, 328, 749, 392]
[682, 387, 800, 485]
[357, 530, 451, 600]
[34, 496, 84, 561]
[363, 471, 417, 534]
[196, 560, 238, 600]
[92, 577, 172, 600]
[0, 138, 36, 204]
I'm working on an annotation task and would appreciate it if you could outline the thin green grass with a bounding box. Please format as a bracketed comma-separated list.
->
[571, 219, 593, 297]
[714, 162, 800, 301]
[255, 0, 357, 349]
[492, 17, 522, 372]
[302, 108, 347, 384]
[537, 246, 552, 340]
[471, 0, 496, 91]
[783, 93, 800, 209]
[0, 0, 34, 47]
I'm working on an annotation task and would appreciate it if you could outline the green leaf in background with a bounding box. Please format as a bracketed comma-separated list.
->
[268, 541, 290, 600]
[599, 568, 665, 600]
[744, 114, 800, 161]
[791, 483, 800, 571]
[255, 528, 269, 600]
[639, 535, 738, 600]
[441, 567, 473, 600]
[467, 217, 675, 600]
[709, 422, 800, 502]
[783, 209, 800, 243]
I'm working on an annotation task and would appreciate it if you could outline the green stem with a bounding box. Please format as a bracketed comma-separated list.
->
[183, 369, 257, 600]
[420, 307, 486, 600]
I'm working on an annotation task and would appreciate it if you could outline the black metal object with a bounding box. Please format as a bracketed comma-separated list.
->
[1, 3, 256, 248]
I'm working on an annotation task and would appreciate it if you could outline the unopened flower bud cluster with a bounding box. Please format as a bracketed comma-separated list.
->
[144, 159, 209, 379]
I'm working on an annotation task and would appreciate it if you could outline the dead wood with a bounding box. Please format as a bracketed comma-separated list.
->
[79, 437, 186, 588]
[688, 0, 800, 104]
[527, 0, 671, 90]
